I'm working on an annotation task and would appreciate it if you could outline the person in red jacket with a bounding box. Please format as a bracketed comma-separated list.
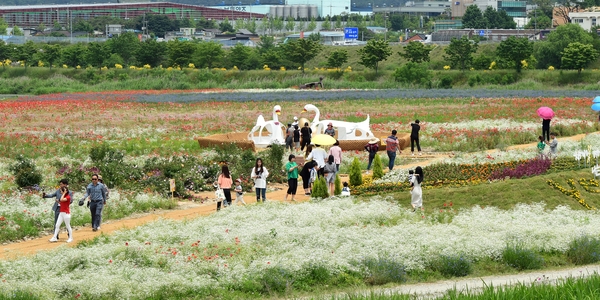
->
[49, 186, 73, 243]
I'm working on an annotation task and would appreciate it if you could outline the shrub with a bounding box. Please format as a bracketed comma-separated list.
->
[393, 62, 432, 87]
[361, 257, 407, 285]
[349, 157, 363, 187]
[311, 176, 329, 199]
[372, 154, 384, 179]
[260, 266, 295, 294]
[265, 143, 286, 183]
[489, 158, 552, 180]
[502, 244, 544, 270]
[431, 255, 472, 278]
[334, 174, 342, 196]
[567, 236, 600, 265]
[9, 155, 42, 188]
[439, 76, 453, 89]
[89, 143, 127, 188]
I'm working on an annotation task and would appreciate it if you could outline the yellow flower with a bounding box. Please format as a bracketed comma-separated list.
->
[76, 65, 81, 69]
[521, 60, 528, 68]
[115, 64, 123, 69]
[62, 64, 68, 69]
[101, 66, 108, 71]
[188, 63, 195, 69]
[129, 66, 136, 70]
[143, 64, 151, 69]
[37, 61, 44, 67]
[443, 65, 451, 70]
[263, 64, 269, 69]
[280, 66, 286, 71]
[548, 66, 555, 70]
[4, 59, 11, 65]
[233, 66, 238, 70]
[167, 67, 173, 71]
[489, 61, 496, 70]
[470, 67, 474, 71]
[298, 66, 302, 70]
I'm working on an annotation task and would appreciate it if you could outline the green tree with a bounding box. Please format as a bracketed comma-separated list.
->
[321, 16, 332, 31]
[73, 19, 93, 33]
[398, 41, 434, 63]
[372, 154, 384, 180]
[390, 14, 405, 31]
[373, 13, 385, 27]
[444, 36, 478, 71]
[534, 23, 597, 69]
[348, 157, 363, 187]
[195, 41, 224, 69]
[179, 18, 195, 28]
[61, 43, 87, 67]
[234, 18, 244, 31]
[285, 16, 295, 32]
[296, 20, 306, 32]
[273, 17, 284, 34]
[167, 40, 196, 67]
[462, 5, 486, 29]
[358, 39, 392, 74]
[13, 41, 36, 67]
[246, 18, 257, 33]
[326, 49, 348, 69]
[307, 17, 317, 31]
[483, 6, 500, 29]
[281, 38, 322, 73]
[0, 41, 10, 63]
[257, 35, 276, 55]
[0, 18, 9, 35]
[525, 10, 552, 29]
[219, 18, 234, 33]
[334, 174, 342, 196]
[85, 42, 110, 68]
[137, 38, 167, 67]
[335, 16, 342, 29]
[106, 32, 140, 65]
[561, 42, 599, 74]
[497, 10, 517, 29]
[311, 176, 329, 198]
[496, 36, 533, 73]
[261, 48, 281, 69]
[38, 44, 62, 69]
[228, 43, 252, 69]
[12, 26, 24, 36]
[53, 21, 62, 31]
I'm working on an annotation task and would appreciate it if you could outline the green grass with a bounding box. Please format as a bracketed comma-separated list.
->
[385, 170, 599, 211]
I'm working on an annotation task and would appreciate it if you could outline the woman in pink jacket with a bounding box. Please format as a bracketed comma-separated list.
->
[328, 140, 342, 172]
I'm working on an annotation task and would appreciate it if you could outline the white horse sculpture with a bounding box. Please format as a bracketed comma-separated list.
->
[248, 105, 287, 148]
[302, 104, 374, 140]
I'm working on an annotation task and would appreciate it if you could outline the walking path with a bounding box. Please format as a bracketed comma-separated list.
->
[0, 133, 595, 296]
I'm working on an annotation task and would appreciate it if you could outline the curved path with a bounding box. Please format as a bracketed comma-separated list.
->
[0, 134, 591, 261]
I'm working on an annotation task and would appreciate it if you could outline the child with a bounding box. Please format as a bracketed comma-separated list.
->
[341, 182, 351, 196]
[548, 132, 558, 159]
[309, 164, 319, 194]
[537, 135, 546, 155]
[234, 179, 246, 206]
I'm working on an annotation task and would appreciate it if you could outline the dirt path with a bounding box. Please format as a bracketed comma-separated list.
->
[0, 133, 593, 261]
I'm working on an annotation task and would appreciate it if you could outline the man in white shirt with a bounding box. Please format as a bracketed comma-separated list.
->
[306, 144, 328, 177]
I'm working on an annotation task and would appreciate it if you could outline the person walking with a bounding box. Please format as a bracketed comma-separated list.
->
[251, 158, 269, 202]
[328, 140, 342, 171]
[323, 155, 337, 196]
[233, 179, 246, 206]
[217, 165, 233, 209]
[300, 160, 315, 195]
[79, 174, 107, 232]
[548, 132, 558, 159]
[385, 130, 401, 171]
[96, 175, 109, 226]
[285, 123, 294, 153]
[300, 122, 312, 151]
[292, 116, 299, 128]
[324, 122, 335, 137]
[542, 119, 551, 142]
[306, 144, 328, 177]
[284, 154, 300, 201]
[364, 138, 379, 173]
[42, 178, 72, 240]
[410, 119, 422, 156]
[49, 186, 73, 243]
[411, 166, 424, 211]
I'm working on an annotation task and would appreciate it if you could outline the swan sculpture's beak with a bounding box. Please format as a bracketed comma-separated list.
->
[276, 110, 281, 115]
[302, 109, 307, 113]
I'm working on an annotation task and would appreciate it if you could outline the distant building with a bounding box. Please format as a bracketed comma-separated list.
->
[569, 9, 600, 31]
[374, 1, 451, 17]
[284, 31, 345, 45]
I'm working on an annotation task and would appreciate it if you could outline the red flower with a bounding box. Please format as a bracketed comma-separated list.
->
[125, 242, 129, 246]
[75, 294, 81, 299]
[109, 259, 112, 263]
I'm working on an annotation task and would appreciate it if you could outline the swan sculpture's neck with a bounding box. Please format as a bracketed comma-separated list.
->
[305, 105, 320, 124]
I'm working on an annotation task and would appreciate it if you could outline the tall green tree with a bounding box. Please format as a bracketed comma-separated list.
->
[73, 19, 93, 33]
[12, 26, 24, 36]
[280, 38, 322, 73]
[358, 39, 392, 74]
[534, 23, 597, 69]
[307, 17, 317, 31]
[106, 32, 140, 65]
[228, 43, 252, 69]
[261, 48, 281, 69]
[334, 16, 343, 29]
[257, 35, 276, 55]
[273, 17, 284, 34]
[13, 41, 36, 67]
[245, 18, 257, 33]
[167, 40, 196, 67]
[326, 49, 348, 69]
[85, 42, 110, 68]
[444, 36, 478, 71]
[285, 16, 295, 32]
[525, 9, 552, 29]
[483, 6, 500, 29]
[0, 41, 10, 63]
[561, 42, 599, 74]
[61, 43, 87, 67]
[38, 44, 62, 69]
[496, 36, 533, 73]
[0, 18, 8, 35]
[321, 16, 332, 31]
[137, 39, 167, 67]
[234, 18, 244, 31]
[497, 10, 517, 29]
[195, 41, 224, 69]
[398, 41, 434, 63]
[219, 18, 234, 33]
[462, 5, 486, 29]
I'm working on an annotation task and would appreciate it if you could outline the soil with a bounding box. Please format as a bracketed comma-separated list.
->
[0, 133, 595, 295]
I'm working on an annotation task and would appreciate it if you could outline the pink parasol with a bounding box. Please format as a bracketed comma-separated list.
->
[537, 107, 555, 119]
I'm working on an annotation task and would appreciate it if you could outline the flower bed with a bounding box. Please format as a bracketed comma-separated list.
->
[0, 200, 599, 298]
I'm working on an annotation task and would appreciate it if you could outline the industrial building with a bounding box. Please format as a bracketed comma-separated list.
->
[0, 2, 265, 28]
[209, 0, 370, 18]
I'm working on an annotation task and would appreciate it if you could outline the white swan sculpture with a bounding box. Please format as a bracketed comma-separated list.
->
[248, 105, 287, 148]
[302, 104, 374, 140]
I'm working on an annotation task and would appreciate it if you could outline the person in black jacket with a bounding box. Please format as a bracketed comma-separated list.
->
[299, 160, 315, 195]
[410, 119, 422, 156]
[542, 119, 551, 142]
[300, 122, 312, 151]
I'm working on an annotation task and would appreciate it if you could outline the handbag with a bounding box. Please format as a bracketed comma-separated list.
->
[215, 188, 225, 201]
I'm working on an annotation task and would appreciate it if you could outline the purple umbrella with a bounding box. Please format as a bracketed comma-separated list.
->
[537, 107, 555, 119]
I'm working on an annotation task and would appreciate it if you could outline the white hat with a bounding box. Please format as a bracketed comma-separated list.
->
[293, 116, 298, 120]
[368, 138, 380, 144]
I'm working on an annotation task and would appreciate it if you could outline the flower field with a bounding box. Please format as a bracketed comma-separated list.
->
[2, 90, 600, 298]
[0, 200, 599, 298]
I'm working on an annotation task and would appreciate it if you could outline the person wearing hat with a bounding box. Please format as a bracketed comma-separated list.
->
[233, 178, 246, 206]
[324, 122, 335, 137]
[292, 116, 299, 127]
[364, 138, 380, 173]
